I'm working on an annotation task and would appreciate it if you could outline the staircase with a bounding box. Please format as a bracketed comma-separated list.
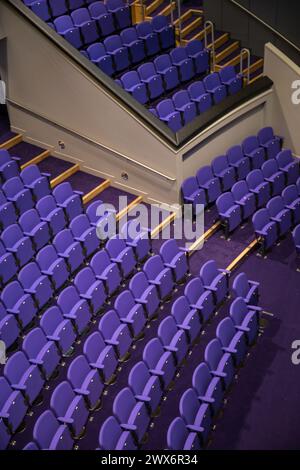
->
[133, 0, 264, 84]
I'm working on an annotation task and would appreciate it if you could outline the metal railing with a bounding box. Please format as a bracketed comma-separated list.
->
[240, 48, 251, 85]
[204, 20, 216, 72]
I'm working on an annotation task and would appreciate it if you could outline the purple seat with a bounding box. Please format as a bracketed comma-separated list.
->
[1, 280, 37, 330]
[88, 2, 115, 37]
[22, 327, 60, 380]
[114, 290, 146, 338]
[227, 145, 251, 180]
[154, 54, 180, 91]
[33, 410, 73, 450]
[282, 185, 300, 225]
[57, 286, 91, 335]
[160, 239, 188, 283]
[113, 387, 150, 443]
[2, 177, 34, 215]
[188, 81, 212, 114]
[167, 417, 201, 450]
[203, 72, 227, 104]
[179, 388, 212, 445]
[104, 35, 130, 72]
[261, 159, 285, 196]
[106, 235, 136, 278]
[212, 155, 236, 192]
[121, 27, 146, 64]
[184, 277, 215, 323]
[216, 192, 242, 235]
[242, 135, 265, 169]
[252, 208, 278, 251]
[230, 297, 261, 345]
[143, 337, 176, 389]
[192, 362, 224, 416]
[68, 0, 86, 9]
[216, 317, 247, 367]
[219, 66, 242, 95]
[40, 306, 76, 356]
[0, 240, 18, 286]
[267, 196, 292, 237]
[136, 21, 160, 57]
[129, 272, 160, 320]
[0, 301, 19, 349]
[23, 441, 39, 450]
[297, 177, 300, 196]
[0, 149, 19, 183]
[276, 149, 299, 185]
[158, 316, 189, 364]
[151, 15, 174, 50]
[200, 260, 229, 305]
[48, 0, 68, 18]
[53, 15, 83, 49]
[51, 381, 89, 438]
[258, 126, 282, 160]
[87, 42, 114, 76]
[0, 189, 17, 229]
[231, 180, 256, 220]
[99, 416, 137, 450]
[99, 309, 132, 360]
[232, 272, 260, 306]
[18, 261, 53, 309]
[173, 90, 197, 126]
[0, 376, 28, 434]
[70, 214, 99, 257]
[186, 40, 209, 75]
[36, 195, 67, 237]
[4, 351, 44, 405]
[121, 71, 148, 105]
[53, 182, 83, 221]
[83, 331, 118, 383]
[138, 62, 164, 100]
[143, 254, 174, 300]
[36, 245, 69, 291]
[128, 361, 163, 415]
[205, 338, 234, 390]
[67, 355, 104, 410]
[171, 296, 202, 343]
[90, 249, 121, 296]
[196, 166, 221, 204]
[53, 229, 84, 273]
[0, 419, 10, 450]
[293, 225, 300, 254]
[20, 165, 50, 201]
[19, 209, 51, 251]
[246, 169, 271, 208]
[156, 100, 182, 133]
[71, 8, 99, 45]
[106, 0, 131, 30]
[121, 220, 151, 262]
[181, 176, 206, 214]
[24, 0, 51, 21]
[86, 200, 116, 234]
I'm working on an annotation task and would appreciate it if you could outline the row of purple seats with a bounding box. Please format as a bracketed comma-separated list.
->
[98, 258, 227, 449]
[149, 67, 243, 132]
[216, 166, 300, 237]
[115, 40, 209, 108]
[19, 240, 180, 450]
[167, 284, 261, 450]
[23, 0, 131, 33]
[84, 17, 176, 76]
[181, 128, 285, 214]
[253, 185, 300, 253]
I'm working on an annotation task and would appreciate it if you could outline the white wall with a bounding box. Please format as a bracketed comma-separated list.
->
[264, 43, 300, 156]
